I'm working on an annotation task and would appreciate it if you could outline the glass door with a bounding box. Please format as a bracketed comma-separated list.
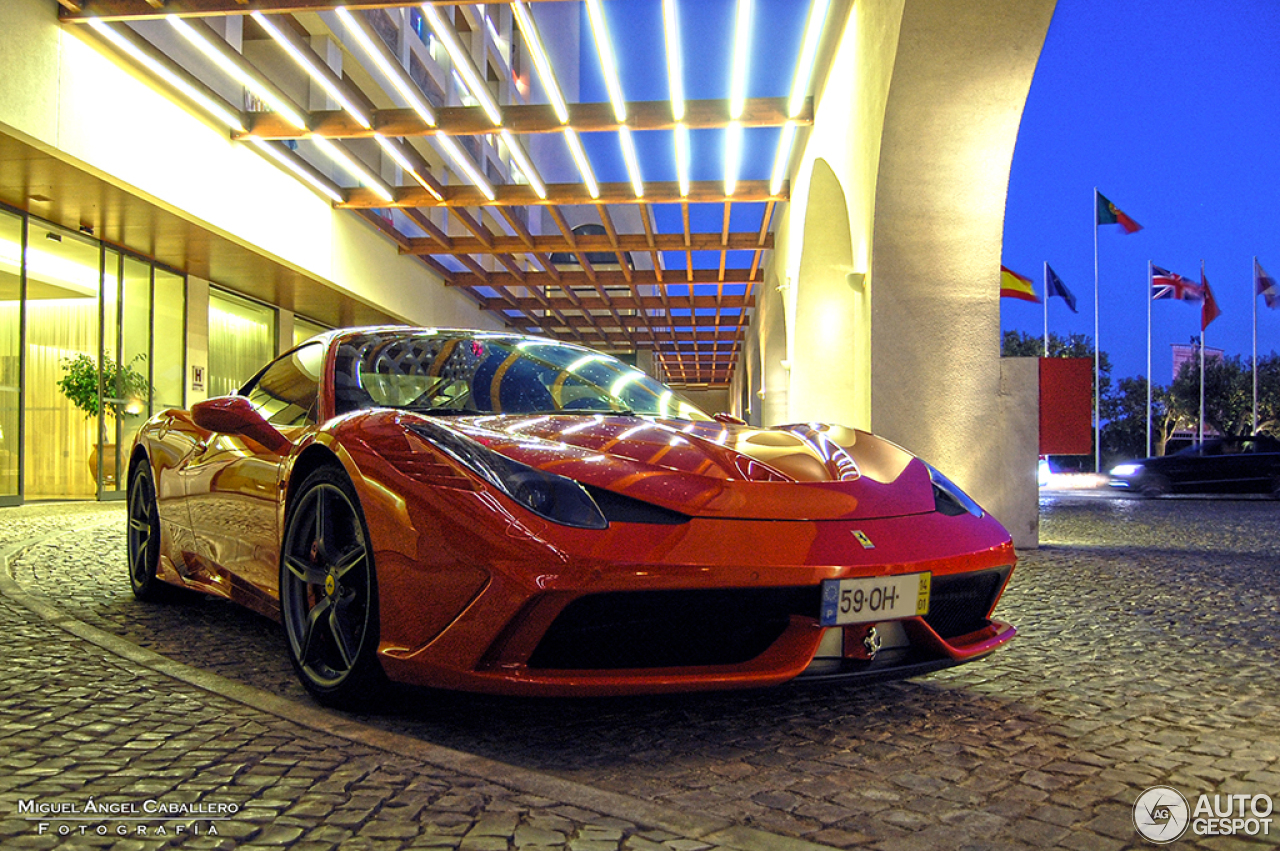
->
[23, 225, 102, 500]
[0, 209, 22, 505]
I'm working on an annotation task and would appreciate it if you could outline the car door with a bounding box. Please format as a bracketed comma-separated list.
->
[182, 343, 324, 602]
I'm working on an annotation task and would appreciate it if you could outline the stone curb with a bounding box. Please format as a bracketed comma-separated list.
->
[0, 519, 837, 851]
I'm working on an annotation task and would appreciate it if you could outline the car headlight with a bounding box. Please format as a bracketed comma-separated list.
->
[1110, 463, 1142, 477]
[407, 422, 607, 529]
[927, 464, 984, 518]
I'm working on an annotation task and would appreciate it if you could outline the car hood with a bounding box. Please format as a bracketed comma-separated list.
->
[420, 414, 938, 521]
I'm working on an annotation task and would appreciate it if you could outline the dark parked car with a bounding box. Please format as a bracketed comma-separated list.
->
[1109, 435, 1280, 497]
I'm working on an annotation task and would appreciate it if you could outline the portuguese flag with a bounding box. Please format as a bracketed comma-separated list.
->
[1000, 266, 1039, 303]
[1096, 191, 1142, 233]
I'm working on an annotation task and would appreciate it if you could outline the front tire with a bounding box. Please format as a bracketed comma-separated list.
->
[280, 465, 384, 707]
[1138, 474, 1170, 498]
[127, 462, 171, 601]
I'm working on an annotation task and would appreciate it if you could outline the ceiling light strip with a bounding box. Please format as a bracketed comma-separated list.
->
[248, 138, 344, 202]
[769, 120, 796, 196]
[728, 0, 753, 121]
[662, 0, 689, 197]
[788, 0, 832, 118]
[510, 0, 569, 123]
[422, 3, 503, 126]
[619, 127, 644, 199]
[661, 0, 685, 122]
[88, 19, 246, 134]
[768, 0, 832, 196]
[336, 7, 437, 127]
[251, 11, 371, 129]
[434, 135, 497, 200]
[725, 122, 742, 197]
[725, 0, 753, 196]
[675, 124, 691, 197]
[563, 128, 600, 199]
[169, 16, 307, 131]
[584, 0, 626, 123]
[312, 137, 395, 202]
[374, 134, 440, 196]
[500, 129, 547, 199]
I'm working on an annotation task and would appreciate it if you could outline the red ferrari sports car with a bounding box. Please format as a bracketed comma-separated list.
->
[127, 327, 1016, 705]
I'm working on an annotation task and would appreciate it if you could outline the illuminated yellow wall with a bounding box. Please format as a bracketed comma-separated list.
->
[0, 0, 496, 332]
[744, 0, 1056, 546]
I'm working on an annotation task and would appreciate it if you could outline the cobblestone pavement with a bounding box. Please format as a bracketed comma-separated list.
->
[0, 503, 830, 851]
[4, 493, 1280, 849]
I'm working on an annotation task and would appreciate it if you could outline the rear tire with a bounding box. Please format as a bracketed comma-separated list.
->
[1139, 474, 1170, 498]
[127, 462, 173, 601]
[280, 465, 385, 708]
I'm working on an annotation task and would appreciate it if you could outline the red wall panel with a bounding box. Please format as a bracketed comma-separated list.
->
[1040, 358, 1092, 454]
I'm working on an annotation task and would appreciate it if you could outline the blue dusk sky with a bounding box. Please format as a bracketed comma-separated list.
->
[1001, 1, 1280, 384]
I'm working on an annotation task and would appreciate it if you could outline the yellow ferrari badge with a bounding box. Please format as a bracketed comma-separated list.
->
[852, 530, 874, 549]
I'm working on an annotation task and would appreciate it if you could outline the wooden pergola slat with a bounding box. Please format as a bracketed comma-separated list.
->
[240, 97, 811, 140]
[402, 230, 773, 256]
[449, 268, 758, 290]
[340, 180, 786, 209]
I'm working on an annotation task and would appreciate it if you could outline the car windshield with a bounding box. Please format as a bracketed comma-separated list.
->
[333, 330, 712, 421]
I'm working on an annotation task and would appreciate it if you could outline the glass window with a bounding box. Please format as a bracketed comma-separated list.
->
[152, 269, 185, 410]
[208, 289, 275, 398]
[0, 209, 21, 500]
[24, 226, 101, 500]
[244, 343, 323, 427]
[293, 315, 327, 347]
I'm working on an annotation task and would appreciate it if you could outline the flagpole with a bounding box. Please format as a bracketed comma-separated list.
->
[1043, 262, 1050, 356]
[1093, 188, 1101, 472]
[1253, 256, 1259, 435]
[1146, 261, 1152, 458]
[1199, 260, 1206, 446]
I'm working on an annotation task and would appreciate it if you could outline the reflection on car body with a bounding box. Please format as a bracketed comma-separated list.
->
[126, 327, 1018, 707]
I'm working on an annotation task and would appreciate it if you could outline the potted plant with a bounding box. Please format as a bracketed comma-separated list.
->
[57, 353, 152, 487]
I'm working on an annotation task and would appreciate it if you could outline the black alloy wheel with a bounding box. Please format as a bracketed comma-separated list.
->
[280, 465, 384, 707]
[127, 462, 169, 601]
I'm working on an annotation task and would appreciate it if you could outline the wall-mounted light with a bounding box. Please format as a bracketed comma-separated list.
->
[846, 272, 865, 291]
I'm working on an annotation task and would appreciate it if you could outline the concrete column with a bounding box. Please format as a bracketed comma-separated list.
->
[185, 276, 210, 405]
[867, 0, 1054, 546]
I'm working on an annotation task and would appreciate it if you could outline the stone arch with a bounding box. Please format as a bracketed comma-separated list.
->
[757, 263, 789, 426]
[788, 157, 869, 428]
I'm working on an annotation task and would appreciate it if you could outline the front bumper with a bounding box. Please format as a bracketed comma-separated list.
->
[374, 508, 1018, 696]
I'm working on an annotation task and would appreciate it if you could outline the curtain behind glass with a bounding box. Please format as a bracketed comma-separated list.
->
[208, 290, 275, 397]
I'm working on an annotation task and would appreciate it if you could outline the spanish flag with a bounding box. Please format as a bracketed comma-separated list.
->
[1000, 266, 1040, 303]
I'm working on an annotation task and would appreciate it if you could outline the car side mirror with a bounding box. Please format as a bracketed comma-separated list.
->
[191, 395, 292, 454]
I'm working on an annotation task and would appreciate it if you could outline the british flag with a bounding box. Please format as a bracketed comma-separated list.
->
[1151, 266, 1202, 301]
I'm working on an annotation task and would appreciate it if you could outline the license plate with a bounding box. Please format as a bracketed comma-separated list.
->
[820, 573, 930, 626]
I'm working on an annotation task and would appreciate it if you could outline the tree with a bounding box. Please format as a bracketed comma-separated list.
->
[1102, 376, 1185, 461]
[1170, 353, 1252, 437]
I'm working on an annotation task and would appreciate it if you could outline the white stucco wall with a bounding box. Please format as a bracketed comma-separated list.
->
[747, 0, 1053, 546]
